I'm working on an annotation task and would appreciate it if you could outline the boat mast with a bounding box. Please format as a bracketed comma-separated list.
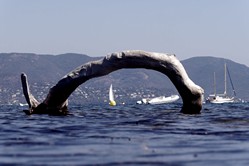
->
[224, 63, 227, 96]
[227, 64, 237, 96]
[213, 72, 216, 96]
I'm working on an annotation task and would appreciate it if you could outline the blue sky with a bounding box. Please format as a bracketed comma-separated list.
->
[1, 0, 249, 66]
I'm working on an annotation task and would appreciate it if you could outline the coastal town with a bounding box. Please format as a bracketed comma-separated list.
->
[2, 81, 176, 105]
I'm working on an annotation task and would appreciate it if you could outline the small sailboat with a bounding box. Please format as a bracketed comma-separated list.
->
[109, 84, 116, 106]
[206, 63, 235, 104]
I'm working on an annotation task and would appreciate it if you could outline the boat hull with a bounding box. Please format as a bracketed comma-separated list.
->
[206, 95, 234, 104]
[148, 95, 180, 105]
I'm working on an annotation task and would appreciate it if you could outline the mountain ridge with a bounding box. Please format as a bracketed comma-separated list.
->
[0, 53, 248, 104]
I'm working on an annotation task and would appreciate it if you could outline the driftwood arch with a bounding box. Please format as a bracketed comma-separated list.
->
[21, 50, 204, 115]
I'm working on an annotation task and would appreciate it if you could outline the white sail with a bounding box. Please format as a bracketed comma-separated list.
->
[109, 84, 116, 106]
[109, 84, 114, 101]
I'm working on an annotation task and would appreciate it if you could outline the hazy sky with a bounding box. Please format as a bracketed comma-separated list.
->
[1, 0, 249, 66]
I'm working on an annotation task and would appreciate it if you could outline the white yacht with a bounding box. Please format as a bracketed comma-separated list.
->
[206, 63, 235, 104]
[137, 95, 179, 105]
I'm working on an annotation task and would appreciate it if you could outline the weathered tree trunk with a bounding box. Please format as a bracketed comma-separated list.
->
[21, 50, 204, 115]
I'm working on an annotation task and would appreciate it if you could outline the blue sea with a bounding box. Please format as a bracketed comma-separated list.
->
[0, 103, 249, 166]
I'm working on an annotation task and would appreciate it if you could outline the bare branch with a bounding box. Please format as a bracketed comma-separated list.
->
[21, 50, 204, 114]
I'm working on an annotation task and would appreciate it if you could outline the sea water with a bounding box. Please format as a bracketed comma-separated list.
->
[0, 103, 249, 165]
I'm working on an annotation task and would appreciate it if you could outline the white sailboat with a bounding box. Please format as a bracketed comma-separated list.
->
[109, 84, 116, 106]
[206, 63, 235, 104]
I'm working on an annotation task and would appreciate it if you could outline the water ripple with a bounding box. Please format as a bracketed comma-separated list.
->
[0, 103, 249, 165]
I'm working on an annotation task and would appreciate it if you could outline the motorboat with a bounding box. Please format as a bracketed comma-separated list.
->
[136, 95, 179, 105]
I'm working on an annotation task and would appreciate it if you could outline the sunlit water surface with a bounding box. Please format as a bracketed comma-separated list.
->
[0, 103, 249, 165]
